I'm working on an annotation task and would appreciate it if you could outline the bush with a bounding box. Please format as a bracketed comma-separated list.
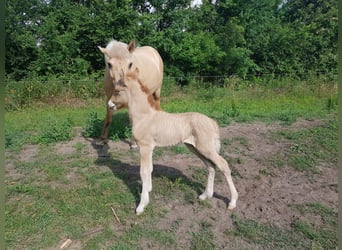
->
[5, 77, 103, 111]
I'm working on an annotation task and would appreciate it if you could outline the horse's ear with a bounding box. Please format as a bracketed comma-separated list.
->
[98, 46, 107, 55]
[128, 40, 136, 53]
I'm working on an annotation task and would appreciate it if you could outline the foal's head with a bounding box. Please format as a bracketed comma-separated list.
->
[98, 40, 139, 86]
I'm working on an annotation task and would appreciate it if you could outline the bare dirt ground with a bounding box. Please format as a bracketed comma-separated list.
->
[10, 118, 338, 249]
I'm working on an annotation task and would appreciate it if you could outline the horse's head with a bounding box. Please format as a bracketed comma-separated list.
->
[98, 40, 139, 86]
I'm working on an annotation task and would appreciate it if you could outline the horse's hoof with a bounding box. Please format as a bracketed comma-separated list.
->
[95, 140, 107, 146]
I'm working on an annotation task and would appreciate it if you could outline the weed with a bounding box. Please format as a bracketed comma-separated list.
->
[190, 221, 218, 250]
[83, 111, 103, 138]
[259, 168, 270, 176]
[265, 155, 286, 169]
[230, 214, 308, 249]
[291, 220, 337, 249]
[276, 111, 297, 125]
[270, 118, 337, 173]
[5, 127, 31, 150]
[114, 223, 176, 249]
[74, 142, 86, 153]
[325, 95, 337, 111]
[171, 144, 189, 154]
[191, 167, 207, 184]
[82, 111, 131, 141]
[291, 202, 338, 249]
[34, 116, 73, 144]
[5, 78, 102, 111]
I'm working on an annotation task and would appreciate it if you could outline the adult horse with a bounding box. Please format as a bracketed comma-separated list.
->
[98, 39, 163, 146]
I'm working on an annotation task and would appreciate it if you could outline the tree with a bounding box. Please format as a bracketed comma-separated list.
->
[5, 0, 46, 80]
[279, 0, 338, 75]
[5, 0, 337, 80]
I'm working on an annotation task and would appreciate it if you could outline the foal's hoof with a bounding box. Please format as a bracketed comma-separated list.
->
[199, 194, 207, 201]
[199, 192, 213, 201]
[227, 202, 236, 210]
[136, 206, 144, 215]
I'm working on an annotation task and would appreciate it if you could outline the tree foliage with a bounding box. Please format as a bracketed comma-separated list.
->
[5, 0, 337, 81]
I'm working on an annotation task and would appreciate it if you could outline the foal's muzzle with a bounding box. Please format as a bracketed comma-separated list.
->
[108, 100, 117, 112]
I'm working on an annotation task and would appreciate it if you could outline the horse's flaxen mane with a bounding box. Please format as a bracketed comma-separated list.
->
[105, 40, 130, 59]
[137, 79, 161, 111]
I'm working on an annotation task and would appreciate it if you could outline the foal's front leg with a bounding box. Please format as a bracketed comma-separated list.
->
[136, 145, 154, 215]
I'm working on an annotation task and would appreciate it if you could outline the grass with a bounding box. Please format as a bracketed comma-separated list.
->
[5, 78, 337, 151]
[269, 118, 337, 173]
[229, 214, 306, 249]
[229, 201, 337, 249]
[5, 78, 338, 249]
[190, 221, 218, 250]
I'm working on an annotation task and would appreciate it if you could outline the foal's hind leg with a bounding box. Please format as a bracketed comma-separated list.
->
[185, 143, 215, 200]
[199, 165, 215, 200]
[209, 153, 238, 210]
[193, 143, 238, 210]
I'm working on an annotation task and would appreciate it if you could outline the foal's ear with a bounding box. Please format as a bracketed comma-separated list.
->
[98, 46, 108, 55]
[128, 40, 136, 53]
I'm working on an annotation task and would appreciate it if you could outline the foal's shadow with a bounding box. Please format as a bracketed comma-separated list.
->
[88, 138, 230, 208]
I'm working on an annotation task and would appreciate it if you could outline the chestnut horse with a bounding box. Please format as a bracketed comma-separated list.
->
[98, 39, 163, 146]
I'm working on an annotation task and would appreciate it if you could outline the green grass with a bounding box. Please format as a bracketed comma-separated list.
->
[5, 79, 337, 151]
[229, 214, 307, 249]
[6, 148, 136, 249]
[291, 202, 338, 249]
[229, 201, 337, 250]
[5, 78, 338, 249]
[269, 118, 337, 173]
[162, 79, 336, 125]
[190, 221, 218, 250]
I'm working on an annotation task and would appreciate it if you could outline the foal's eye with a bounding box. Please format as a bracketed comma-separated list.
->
[128, 62, 133, 69]
[107, 62, 112, 69]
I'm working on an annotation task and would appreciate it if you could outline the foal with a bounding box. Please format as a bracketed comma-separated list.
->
[109, 73, 238, 215]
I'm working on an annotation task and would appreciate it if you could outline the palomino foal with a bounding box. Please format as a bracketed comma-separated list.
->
[98, 39, 163, 146]
[109, 72, 238, 215]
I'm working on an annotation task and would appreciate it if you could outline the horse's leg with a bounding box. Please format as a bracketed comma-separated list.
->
[185, 143, 215, 200]
[152, 87, 162, 110]
[136, 145, 154, 215]
[100, 104, 113, 144]
[101, 71, 114, 144]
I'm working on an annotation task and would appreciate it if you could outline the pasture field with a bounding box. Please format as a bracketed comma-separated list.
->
[5, 78, 338, 249]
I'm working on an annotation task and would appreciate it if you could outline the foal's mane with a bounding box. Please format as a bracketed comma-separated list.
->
[137, 79, 161, 111]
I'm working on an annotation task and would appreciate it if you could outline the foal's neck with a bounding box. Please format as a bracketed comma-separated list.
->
[127, 79, 159, 125]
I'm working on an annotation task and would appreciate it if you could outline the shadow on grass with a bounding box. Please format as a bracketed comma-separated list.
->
[88, 138, 232, 209]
